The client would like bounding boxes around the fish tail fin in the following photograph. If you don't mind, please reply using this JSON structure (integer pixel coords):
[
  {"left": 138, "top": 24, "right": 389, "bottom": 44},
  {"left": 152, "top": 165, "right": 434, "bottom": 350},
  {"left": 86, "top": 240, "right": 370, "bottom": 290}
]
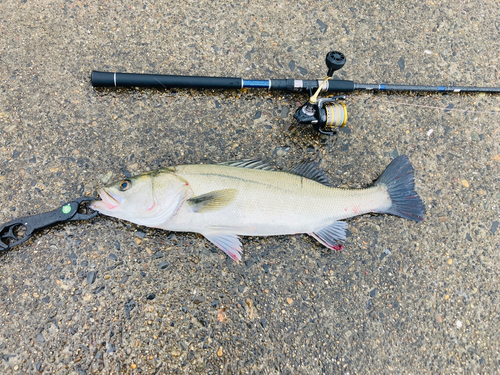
[{"left": 374, "top": 155, "right": 425, "bottom": 222}]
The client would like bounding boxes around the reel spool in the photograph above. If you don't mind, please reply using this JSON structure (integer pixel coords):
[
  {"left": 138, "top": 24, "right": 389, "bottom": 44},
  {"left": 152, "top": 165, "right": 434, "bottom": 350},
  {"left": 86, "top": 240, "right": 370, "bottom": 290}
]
[{"left": 316, "top": 98, "right": 348, "bottom": 133}]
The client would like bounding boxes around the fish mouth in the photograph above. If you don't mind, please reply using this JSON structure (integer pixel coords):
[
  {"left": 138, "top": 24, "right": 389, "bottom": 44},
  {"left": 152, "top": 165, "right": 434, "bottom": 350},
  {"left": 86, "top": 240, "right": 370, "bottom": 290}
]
[{"left": 96, "top": 188, "right": 124, "bottom": 210}]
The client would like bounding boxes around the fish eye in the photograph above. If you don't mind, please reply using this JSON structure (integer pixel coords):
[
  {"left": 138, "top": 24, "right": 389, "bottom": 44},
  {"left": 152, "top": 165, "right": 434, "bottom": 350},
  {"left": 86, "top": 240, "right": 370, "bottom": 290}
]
[{"left": 119, "top": 180, "right": 131, "bottom": 191}]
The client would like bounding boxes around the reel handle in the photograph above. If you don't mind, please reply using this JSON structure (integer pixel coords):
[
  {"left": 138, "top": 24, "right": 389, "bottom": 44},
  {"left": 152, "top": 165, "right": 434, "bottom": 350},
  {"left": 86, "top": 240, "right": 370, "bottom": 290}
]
[{"left": 325, "top": 51, "right": 346, "bottom": 77}]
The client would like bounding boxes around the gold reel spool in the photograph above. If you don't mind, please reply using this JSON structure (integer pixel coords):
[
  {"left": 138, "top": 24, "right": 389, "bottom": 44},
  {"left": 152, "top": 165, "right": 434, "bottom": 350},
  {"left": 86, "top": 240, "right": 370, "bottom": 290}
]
[{"left": 323, "top": 101, "right": 348, "bottom": 131}]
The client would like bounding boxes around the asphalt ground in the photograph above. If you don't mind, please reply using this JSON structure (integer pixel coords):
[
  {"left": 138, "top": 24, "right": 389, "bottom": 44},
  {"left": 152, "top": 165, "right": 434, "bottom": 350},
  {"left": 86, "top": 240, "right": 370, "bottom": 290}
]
[{"left": 1, "top": 1, "right": 500, "bottom": 374}]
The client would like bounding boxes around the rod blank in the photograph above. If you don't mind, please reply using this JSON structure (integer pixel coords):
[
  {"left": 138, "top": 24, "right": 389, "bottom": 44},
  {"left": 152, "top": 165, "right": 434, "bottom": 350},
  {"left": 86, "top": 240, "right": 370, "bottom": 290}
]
[{"left": 354, "top": 83, "right": 500, "bottom": 93}]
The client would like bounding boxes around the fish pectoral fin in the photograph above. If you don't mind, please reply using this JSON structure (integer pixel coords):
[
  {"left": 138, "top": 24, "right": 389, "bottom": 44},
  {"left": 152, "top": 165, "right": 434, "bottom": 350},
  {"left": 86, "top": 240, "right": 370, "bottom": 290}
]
[
  {"left": 309, "top": 221, "right": 347, "bottom": 251},
  {"left": 203, "top": 232, "right": 242, "bottom": 262},
  {"left": 187, "top": 189, "right": 238, "bottom": 213}
]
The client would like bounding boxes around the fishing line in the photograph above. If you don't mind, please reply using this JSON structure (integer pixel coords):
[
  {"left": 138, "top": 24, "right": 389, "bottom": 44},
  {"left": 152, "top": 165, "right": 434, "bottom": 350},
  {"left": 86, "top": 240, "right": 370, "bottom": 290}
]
[{"left": 368, "top": 97, "right": 500, "bottom": 116}]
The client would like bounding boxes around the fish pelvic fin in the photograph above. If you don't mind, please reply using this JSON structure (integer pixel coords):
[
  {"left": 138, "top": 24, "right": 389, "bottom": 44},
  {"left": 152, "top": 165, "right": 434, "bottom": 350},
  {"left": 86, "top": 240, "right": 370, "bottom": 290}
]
[
  {"left": 374, "top": 155, "right": 425, "bottom": 222},
  {"left": 187, "top": 189, "right": 238, "bottom": 213},
  {"left": 203, "top": 232, "right": 242, "bottom": 262},
  {"left": 309, "top": 221, "right": 347, "bottom": 251}
]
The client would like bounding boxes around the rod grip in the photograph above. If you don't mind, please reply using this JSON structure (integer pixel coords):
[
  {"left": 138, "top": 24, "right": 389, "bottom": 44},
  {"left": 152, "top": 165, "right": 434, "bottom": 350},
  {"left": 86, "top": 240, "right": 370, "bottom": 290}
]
[
  {"left": 269, "top": 79, "right": 295, "bottom": 91},
  {"left": 91, "top": 71, "right": 243, "bottom": 90},
  {"left": 326, "top": 80, "right": 355, "bottom": 93},
  {"left": 91, "top": 71, "right": 116, "bottom": 87}
]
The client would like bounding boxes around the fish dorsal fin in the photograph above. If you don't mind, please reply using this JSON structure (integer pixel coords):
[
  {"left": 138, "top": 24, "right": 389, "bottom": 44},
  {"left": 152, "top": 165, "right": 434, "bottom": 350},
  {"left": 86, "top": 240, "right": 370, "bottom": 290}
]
[
  {"left": 288, "top": 160, "right": 332, "bottom": 186},
  {"left": 187, "top": 189, "right": 238, "bottom": 213},
  {"left": 218, "top": 159, "right": 275, "bottom": 171}
]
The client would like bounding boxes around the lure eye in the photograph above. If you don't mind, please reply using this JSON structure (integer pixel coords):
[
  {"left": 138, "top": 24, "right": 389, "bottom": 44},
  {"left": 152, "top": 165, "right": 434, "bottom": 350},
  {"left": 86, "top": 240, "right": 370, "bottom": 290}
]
[{"left": 119, "top": 180, "right": 131, "bottom": 191}]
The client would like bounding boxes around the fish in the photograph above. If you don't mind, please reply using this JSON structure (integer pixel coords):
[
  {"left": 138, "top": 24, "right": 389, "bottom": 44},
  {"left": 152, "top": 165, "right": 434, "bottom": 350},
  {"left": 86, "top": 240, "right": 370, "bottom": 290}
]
[{"left": 90, "top": 155, "right": 425, "bottom": 262}]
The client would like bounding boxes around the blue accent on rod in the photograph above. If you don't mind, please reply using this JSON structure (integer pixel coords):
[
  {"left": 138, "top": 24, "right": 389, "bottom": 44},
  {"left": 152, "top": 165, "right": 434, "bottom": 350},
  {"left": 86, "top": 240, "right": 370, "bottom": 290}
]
[
  {"left": 438, "top": 86, "right": 446, "bottom": 91},
  {"left": 242, "top": 80, "right": 270, "bottom": 89},
  {"left": 380, "top": 84, "right": 386, "bottom": 90}
]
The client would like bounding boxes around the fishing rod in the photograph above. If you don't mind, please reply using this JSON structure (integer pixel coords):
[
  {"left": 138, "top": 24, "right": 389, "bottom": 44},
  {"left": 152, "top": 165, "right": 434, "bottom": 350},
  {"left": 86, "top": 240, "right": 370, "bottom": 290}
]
[{"left": 92, "top": 51, "right": 500, "bottom": 135}]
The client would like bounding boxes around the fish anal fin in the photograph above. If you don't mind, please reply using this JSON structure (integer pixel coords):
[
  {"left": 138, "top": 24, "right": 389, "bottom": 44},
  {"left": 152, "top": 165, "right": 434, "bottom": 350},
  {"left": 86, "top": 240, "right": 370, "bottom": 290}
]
[
  {"left": 309, "top": 221, "right": 347, "bottom": 251},
  {"left": 187, "top": 189, "right": 238, "bottom": 213},
  {"left": 203, "top": 232, "right": 242, "bottom": 262},
  {"left": 288, "top": 160, "right": 332, "bottom": 186}
]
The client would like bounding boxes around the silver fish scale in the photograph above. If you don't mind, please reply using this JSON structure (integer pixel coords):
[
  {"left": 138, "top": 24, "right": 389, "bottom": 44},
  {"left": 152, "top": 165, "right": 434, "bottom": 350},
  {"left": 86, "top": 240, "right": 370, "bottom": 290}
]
[{"left": 167, "top": 163, "right": 388, "bottom": 236}]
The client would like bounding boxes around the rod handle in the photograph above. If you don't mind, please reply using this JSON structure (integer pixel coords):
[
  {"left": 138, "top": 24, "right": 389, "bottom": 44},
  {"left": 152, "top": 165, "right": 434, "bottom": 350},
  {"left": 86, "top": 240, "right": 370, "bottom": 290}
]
[{"left": 91, "top": 71, "right": 243, "bottom": 90}]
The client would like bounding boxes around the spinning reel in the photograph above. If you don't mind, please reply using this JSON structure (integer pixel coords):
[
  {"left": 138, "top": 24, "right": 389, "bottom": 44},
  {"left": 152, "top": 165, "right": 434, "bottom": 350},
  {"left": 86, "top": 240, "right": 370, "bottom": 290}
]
[{"left": 293, "top": 51, "right": 348, "bottom": 135}]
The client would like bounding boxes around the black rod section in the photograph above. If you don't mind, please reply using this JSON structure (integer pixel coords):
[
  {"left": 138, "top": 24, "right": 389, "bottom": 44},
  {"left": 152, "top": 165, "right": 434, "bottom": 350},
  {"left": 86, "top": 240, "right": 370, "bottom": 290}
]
[
  {"left": 91, "top": 71, "right": 243, "bottom": 90},
  {"left": 325, "top": 80, "right": 355, "bottom": 93}
]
